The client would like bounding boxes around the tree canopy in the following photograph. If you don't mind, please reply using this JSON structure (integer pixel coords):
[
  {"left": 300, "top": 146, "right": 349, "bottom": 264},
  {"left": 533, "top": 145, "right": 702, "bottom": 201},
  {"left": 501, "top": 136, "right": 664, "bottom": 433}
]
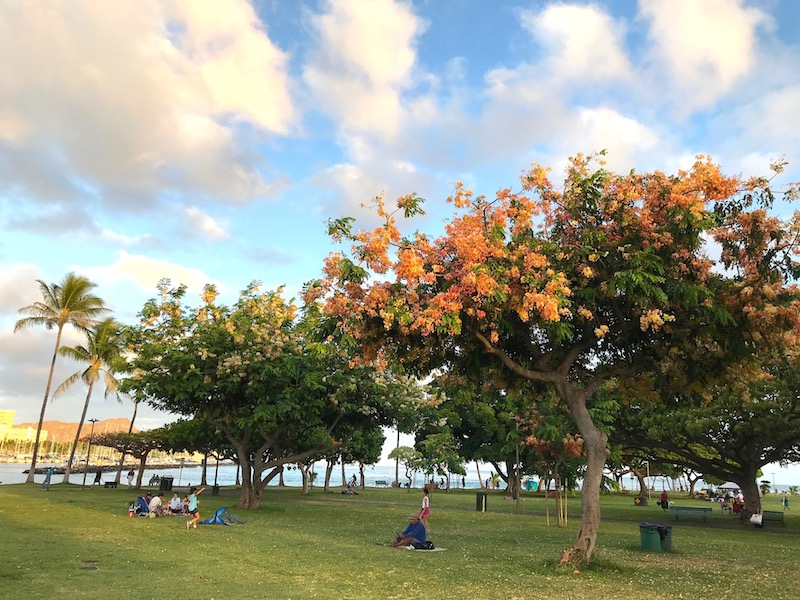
[
  {"left": 123, "top": 280, "right": 425, "bottom": 508},
  {"left": 307, "top": 153, "right": 800, "bottom": 566}
]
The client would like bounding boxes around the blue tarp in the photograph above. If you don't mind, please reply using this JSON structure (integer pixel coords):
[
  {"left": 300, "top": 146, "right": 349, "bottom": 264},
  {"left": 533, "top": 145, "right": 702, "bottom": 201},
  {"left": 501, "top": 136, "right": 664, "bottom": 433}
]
[{"left": 199, "top": 507, "right": 245, "bottom": 525}]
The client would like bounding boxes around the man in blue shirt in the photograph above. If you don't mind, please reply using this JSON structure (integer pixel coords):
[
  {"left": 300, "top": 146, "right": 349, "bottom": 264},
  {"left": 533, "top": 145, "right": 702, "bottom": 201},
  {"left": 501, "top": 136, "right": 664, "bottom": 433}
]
[{"left": 389, "top": 515, "right": 427, "bottom": 547}]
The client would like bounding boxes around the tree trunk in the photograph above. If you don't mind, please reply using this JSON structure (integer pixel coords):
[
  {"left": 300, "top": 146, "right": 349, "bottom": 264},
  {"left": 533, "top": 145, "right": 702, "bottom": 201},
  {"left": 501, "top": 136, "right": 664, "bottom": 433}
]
[
  {"left": 114, "top": 401, "right": 138, "bottom": 484},
  {"left": 135, "top": 454, "right": 148, "bottom": 487},
  {"left": 26, "top": 327, "right": 64, "bottom": 483},
  {"left": 544, "top": 475, "right": 551, "bottom": 526},
  {"left": 740, "top": 475, "right": 762, "bottom": 514},
  {"left": 200, "top": 454, "right": 208, "bottom": 486},
  {"left": 635, "top": 470, "right": 647, "bottom": 495},
  {"left": 238, "top": 454, "right": 260, "bottom": 509},
  {"left": 359, "top": 463, "right": 365, "bottom": 488},
  {"left": 63, "top": 382, "right": 95, "bottom": 484},
  {"left": 476, "top": 462, "right": 484, "bottom": 489},
  {"left": 300, "top": 463, "right": 311, "bottom": 494},
  {"left": 324, "top": 459, "right": 335, "bottom": 492},
  {"left": 341, "top": 460, "right": 347, "bottom": 486},
  {"left": 558, "top": 387, "right": 608, "bottom": 568}
]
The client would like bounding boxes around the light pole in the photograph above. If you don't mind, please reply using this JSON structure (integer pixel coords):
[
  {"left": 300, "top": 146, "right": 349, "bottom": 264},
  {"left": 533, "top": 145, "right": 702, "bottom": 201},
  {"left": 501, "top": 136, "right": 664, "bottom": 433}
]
[{"left": 81, "top": 419, "right": 100, "bottom": 488}]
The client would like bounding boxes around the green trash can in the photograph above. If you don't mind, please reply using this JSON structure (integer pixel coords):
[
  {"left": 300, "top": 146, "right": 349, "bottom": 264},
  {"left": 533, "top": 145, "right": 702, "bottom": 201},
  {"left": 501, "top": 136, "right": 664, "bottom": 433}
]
[
  {"left": 159, "top": 476, "right": 174, "bottom": 491},
  {"left": 639, "top": 523, "right": 661, "bottom": 552},
  {"left": 211, "top": 484, "right": 220, "bottom": 496},
  {"left": 476, "top": 492, "right": 488, "bottom": 512}
]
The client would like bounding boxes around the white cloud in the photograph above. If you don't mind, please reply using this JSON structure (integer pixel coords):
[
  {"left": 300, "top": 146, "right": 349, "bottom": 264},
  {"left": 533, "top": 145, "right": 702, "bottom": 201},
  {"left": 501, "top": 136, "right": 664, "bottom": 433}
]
[
  {"left": 731, "top": 85, "right": 800, "bottom": 145},
  {"left": 83, "top": 252, "right": 217, "bottom": 295},
  {"left": 100, "top": 229, "right": 157, "bottom": 246},
  {"left": 183, "top": 207, "right": 228, "bottom": 240},
  {"left": 303, "top": 0, "right": 426, "bottom": 138},
  {"left": 520, "top": 3, "right": 631, "bottom": 82},
  {"left": 0, "top": 0, "right": 295, "bottom": 206},
  {"left": 0, "top": 264, "right": 43, "bottom": 317},
  {"left": 560, "top": 107, "right": 661, "bottom": 171},
  {"left": 639, "top": 0, "right": 770, "bottom": 111}
]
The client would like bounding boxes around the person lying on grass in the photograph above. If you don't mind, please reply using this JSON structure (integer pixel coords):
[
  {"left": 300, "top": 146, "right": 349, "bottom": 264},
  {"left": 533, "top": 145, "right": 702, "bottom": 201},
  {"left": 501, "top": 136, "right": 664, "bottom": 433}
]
[{"left": 388, "top": 515, "right": 426, "bottom": 547}]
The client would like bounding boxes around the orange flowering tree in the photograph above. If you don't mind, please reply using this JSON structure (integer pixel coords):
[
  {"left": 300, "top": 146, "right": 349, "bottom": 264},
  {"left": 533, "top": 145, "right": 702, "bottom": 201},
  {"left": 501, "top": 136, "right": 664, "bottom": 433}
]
[{"left": 307, "top": 153, "right": 799, "bottom": 566}]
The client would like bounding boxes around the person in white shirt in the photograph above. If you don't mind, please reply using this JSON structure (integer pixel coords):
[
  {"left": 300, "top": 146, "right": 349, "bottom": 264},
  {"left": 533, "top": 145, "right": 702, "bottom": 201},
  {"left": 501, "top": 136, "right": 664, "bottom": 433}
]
[
  {"left": 148, "top": 493, "right": 165, "bottom": 516},
  {"left": 168, "top": 492, "right": 184, "bottom": 515}
]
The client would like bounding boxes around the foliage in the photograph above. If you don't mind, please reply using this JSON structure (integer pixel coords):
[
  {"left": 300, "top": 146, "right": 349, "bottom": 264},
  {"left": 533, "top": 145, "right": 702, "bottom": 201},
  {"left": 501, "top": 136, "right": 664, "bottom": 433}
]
[
  {"left": 387, "top": 445, "right": 423, "bottom": 487},
  {"left": 14, "top": 272, "right": 108, "bottom": 483},
  {"left": 122, "top": 280, "right": 425, "bottom": 508},
  {"left": 418, "top": 431, "right": 465, "bottom": 486},
  {"left": 54, "top": 317, "right": 126, "bottom": 482},
  {"left": 92, "top": 429, "right": 170, "bottom": 487},
  {"left": 308, "top": 153, "right": 800, "bottom": 565},
  {"left": 612, "top": 344, "right": 800, "bottom": 513}
]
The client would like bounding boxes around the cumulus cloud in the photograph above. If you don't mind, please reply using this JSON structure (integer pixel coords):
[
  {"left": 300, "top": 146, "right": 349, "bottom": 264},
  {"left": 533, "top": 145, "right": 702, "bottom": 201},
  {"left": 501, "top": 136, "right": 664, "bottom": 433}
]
[
  {"left": 303, "top": 0, "right": 426, "bottom": 138},
  {"left": 0, "top": 264, "right": 43, "bottom": 317},
  {"left": 0, "top": 0, "right": 295, "bottom": 208},
  {"left": 310, "top": 146, "right": 437, "bottom": 229},
  {"left": 639, "top": 0, "right": 770, "bottom": 111},
  {"left": 82, "top": 251, "right": 217, "bottom": 297},
  {"left": 519, "top": 3, "right": 631, "bottom": 83},
  {"left": 558, "top": 107, "right": 661, "bottom": 171},
  {"left": 183, "top": 207, "right": 228, "bottom": 240}
]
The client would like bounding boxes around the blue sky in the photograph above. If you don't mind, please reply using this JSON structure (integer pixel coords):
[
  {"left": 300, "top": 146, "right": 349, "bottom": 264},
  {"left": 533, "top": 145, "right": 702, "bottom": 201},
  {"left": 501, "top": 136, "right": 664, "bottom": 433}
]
[{"left": 2, "top": 0, "right": 800, "bottom": 478}]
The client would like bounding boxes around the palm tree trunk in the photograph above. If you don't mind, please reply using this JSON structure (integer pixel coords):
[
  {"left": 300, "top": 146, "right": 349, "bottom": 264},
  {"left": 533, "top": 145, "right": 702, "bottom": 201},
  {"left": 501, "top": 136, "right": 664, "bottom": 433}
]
[
  {"left": 63, "top": 382, "right": 95, "bottom": 483},
  {"left": 26, "top": 327, "right": 64, "bottom": 483}
]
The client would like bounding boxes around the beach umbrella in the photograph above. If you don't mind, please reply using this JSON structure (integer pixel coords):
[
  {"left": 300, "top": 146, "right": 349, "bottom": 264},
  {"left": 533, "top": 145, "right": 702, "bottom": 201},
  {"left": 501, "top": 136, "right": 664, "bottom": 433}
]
[{"left": 719, "top": 481, "right": 740, "bottom": 490}]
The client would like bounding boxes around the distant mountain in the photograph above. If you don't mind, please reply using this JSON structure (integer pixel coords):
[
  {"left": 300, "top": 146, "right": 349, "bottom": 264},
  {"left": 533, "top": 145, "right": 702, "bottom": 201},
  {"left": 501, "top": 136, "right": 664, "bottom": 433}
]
[{"left": 15, "top": 418, "right": 137, "bottom": 443}]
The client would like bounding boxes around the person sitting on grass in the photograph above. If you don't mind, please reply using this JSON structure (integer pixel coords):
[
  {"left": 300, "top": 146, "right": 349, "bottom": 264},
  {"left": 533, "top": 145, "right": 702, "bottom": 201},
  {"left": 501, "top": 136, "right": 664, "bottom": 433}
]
[
  {"left": 168, "top": 492, "right": 184, "bottom": 515},
  {"left": 388, "top": 515, "right": 426, "bottom": 548},
  {"left": 148, "top": 492, "right": 165, "bottom": 516}
]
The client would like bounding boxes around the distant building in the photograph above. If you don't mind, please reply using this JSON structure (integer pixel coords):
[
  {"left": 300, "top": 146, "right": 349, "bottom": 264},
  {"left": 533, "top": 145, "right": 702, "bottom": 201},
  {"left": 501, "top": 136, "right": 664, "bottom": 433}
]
[
  {"left": 0, "top": 410, "right": 13, "bottom": 429},
  {"left": 0, "top": 410, "right": 48, "bottom": 444}
]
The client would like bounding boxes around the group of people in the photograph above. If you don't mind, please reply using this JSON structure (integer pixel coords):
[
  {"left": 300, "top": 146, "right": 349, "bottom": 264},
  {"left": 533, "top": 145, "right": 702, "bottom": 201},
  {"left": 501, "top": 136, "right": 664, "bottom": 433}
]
[
  {"left": 141, "top": 486, "right": 205, "bottom": 529},
  {"left": 387, "top": 488, "right": 431, "bottom": 547},
  {"left": 145, "top": 491, "right": 187, "bottom": 516},
  {"left": 720, "top": 491, "right": 746, "bottom": 513}
]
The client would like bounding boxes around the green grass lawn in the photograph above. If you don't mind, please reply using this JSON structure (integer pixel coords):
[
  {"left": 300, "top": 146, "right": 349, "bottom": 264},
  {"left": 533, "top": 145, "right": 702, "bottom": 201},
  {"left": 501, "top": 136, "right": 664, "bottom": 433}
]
[{"left": 2, "top": 484, "right": 799, "bottom": 599}]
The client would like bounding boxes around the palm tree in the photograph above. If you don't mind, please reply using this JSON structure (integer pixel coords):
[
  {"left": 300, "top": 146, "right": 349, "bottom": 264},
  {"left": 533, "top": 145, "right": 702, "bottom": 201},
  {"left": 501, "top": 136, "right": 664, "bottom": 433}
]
[
  {"left": 54, "top": 318, "right": 125, "bottom": 483},
  {"left": 14, "top": 273, "right": 108, "bottom": 483}
]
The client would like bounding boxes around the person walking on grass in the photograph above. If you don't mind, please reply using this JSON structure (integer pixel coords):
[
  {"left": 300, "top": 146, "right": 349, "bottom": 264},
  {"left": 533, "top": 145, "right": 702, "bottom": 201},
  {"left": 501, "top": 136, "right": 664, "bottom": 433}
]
[
  {"left": 186, "top": 486, "right": 205, "bottom": 529},
  {"left": 43, "top": 467, "right": 53, "bottom": 491},
  {"left": 419, "top": 487, "right": 430, "bottom": 530}
]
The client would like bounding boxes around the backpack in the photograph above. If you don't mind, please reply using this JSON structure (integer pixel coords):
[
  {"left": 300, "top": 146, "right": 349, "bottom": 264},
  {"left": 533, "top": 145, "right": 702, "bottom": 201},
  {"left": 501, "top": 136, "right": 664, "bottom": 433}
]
[{"left": 412, "top": 541, "right": 435, "bottom": 550}]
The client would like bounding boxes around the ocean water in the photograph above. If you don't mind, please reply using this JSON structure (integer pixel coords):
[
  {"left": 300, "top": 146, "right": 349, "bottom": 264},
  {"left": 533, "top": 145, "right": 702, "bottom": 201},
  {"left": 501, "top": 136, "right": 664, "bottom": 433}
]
[
  {"left": 0, "top": 461, "right": 487, "bottom": 489},
  {"left": 3, "top": 461, "right": 795, "bottom": 494}
]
